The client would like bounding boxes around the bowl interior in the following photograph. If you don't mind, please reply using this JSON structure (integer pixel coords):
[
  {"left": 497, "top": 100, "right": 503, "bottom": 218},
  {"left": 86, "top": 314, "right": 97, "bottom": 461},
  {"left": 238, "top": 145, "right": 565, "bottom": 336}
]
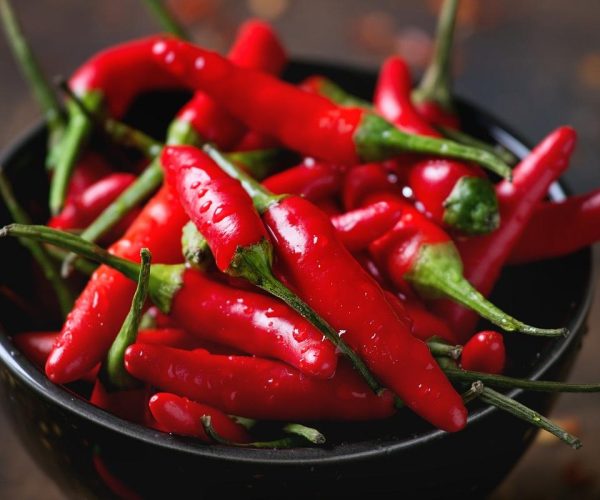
[{"left": 0, "top": 60, "right": 593, "bottom": 465}]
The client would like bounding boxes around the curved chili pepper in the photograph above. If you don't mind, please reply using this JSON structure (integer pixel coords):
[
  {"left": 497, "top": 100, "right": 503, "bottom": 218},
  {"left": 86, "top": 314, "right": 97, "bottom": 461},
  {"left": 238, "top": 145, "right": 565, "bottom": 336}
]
[
  {"left": 383, "top": 292, "right": 456, "bottom": 344},
  {"left": 44, "top": 186, "right": 189, "bottom": 383},
  {"left": 65, "top": 152, "right": 112, "bottom": 202},
  {"left": 49, "top": 35, "right": 183, "bottom": 215},
  {"left": 509, "top": 191, "right": 600, "bottom": 264},
  {"left": 75, "top": 21, "right": 286, "bottom": 251},
  {"left": 262, "top": 158, "right": 347, "bottom": 202},
  {"left": 2, "top": 224, "right": 338, "bottom": 379},
  {"left": 149, "top": 393, "right": 251, "bottom": 443},
  {"left": 342, "top": 162, "right": 402, "bottom": 211},
  {"left": 411, "top": 0, "right": 461, "bottom": 129},
  {"left": 126, "top": 345, "right": 395, "bottom": 421},
  {"left": 460, "top": 330, "right": 506, "bottom": 375},
  {"left": 366, "top": 193, "right": 566, "bottom": 337},
  {"left": 151, "top": 38, "right": 512, "bottom": 178},
  {"left": 433, "top": 127, "right": 577, "bottom": 339},
  {"left": 49, "top": 173, "right": 137, "bottom": 233}
]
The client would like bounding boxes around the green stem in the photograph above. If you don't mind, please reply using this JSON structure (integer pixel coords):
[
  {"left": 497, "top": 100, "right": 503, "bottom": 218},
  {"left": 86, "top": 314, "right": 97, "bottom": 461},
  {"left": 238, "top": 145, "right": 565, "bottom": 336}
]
[
  {"left": 436, "top": 125, "right": 518, "bottom": 166},
  {"left": 408, "top": 242, "right": 568, "bottom": 337},
  {"left": 101, "top": 248, "right": 151, "bottom": 391},
  {"left": 461, "top": 380, "right": 484, "bottom": 404},
  {"left": 140, "top": 0, "right": 189, "bottom": 40},
  {"left": 201, "top": 416, "right": 323, "bottom": 448},
  {"left": 181, "top": 220, "right": 213, "bottom": 269},
  {"left": 46, "top": 246, "right": 98, "bottom": 275},
  {"left": 203, "top": 144, "right": 284, "bottom": 213},
  {"left": 427, "top": 339, "right": 462, "bottom": 359},
  {"left": 0, "top": 173, "right": 74, "bottom": 317},
  {"left": 355, "top": 113, "right": 512, "bottom": 180},
  {"left": 231, "top": 240, "right": 383, "bottom": 395},
  {"left": 479, "top": 386, "right": 582, "bottom": 449},
  {"left": 445, "top": 367, "right": 600, "bottom": 393},
  {"left": 412, "top": 0, "right": 459, "bottom": 112},
  {"left": 49, "top": 93, "right": 102, "bottom": 215},
  {"left": 0, "top": 224, "right": 184, "bottom": 314},
  {"left": 0, "top": 0, "right": 65, "bottom": 146},
  {"left": 281, "top": 423, "right": 326, "bottom": 444}
]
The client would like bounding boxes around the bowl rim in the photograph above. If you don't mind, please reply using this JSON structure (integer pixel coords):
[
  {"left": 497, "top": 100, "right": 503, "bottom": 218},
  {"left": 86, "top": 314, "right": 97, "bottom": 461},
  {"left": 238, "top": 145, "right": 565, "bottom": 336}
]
[{"left": 0, "top": 60, "right": 594, "bottom": 466}]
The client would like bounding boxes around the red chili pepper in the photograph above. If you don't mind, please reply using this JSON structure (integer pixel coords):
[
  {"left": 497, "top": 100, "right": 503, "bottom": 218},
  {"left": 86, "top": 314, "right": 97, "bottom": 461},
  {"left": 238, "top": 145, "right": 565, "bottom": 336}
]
[
  {"left": 13, "top": 331, "right": 59, "bottom": 369},
  {"left": 342, "top": 163, "right": 402, "bottom": 211},
  {"left": 172, "top": 20, "right": 286, "bottom": 150},
  {"left": 460, "top": 330, "right": 506, "bottom": 375},
  {"left": 366, "top": 193, "right": 566, "bottom": 337},
  {"left": 90, "top": 381, "right": 152, "bottom": 424},
  {"left": 65, "top": 152, "right": 112, "bottom": 203},
  {"left": 262, "top": 195, "right": 466, "bottom": 431},
  {"left": 45, "top": 186, "right": 189, "bottom": 383},
  {"left": 374, "top": 57, "right": 499, "bottom": 235},
  {"left": 125, "top": 345, "right": 395, "bottom": 421},
  {"left": 149, "top": 392, "right": 251, "bottom": 443},
  {"left": 234, "top": 130, "right": 279, "bottom": 151},
  {"left": 262, "top": 158, "right": 347, "bottom": 202},
  {"left": 49, "top": 173, "right": 137, "bottom": 231},
  {"left": 433, "top": 127, "right": 577, "bottom": 339},
  {"left": 151, "top": 38, "right": 512, "bottom": 178},
  {"left": 509, "top": 191, "right": 600, "bottom": 264},
  {"left": 383, "top": 292, "right": 456, "bottom": 344}
]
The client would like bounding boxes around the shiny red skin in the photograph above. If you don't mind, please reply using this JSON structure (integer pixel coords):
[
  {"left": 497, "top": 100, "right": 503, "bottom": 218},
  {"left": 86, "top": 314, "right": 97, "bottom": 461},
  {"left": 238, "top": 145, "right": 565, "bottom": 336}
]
[
  {"left": 65, "top": 152, "right": 112, "bottom": 203},
  {"left": 367, "top": 194, "right": 450, "bottom": 296},
  {"left": 125, "top": 345, "right": 395, "bottom": 421},
  {"left": 149, "top": 393, "right": 251, "bottom": 443},
  {"left": 168, "top": 269, "right": 337, "bottom": 378},
  {"left": 234, "top": 130, "right": 279, "bottom": 151},
  {"left": 331, "top": 201, "right": 405, "bottom": 252},
  {"left": 70, "top": 36, "right": 182, "bottom": 117},
  {"left": 49, "top": 173, "right": 136, "bottom": 230},
  {"left": 46, "top": 186, "right": 189, "bottom": 384},
  {"left": 408, "top": 159, "right": 485, "bottom": 225},
  {"left": 175, "top": 20, "right": 287, "bottom": 150},
  {"left": 151, "top": 38, "right": 363, "bottom": 165},
  {"left": 375, "top": 57, "right": 440, "bottom": 137},
  {"left": 13, "top": 331, "right": 58, "bottom": 369},
  {"left": 263, "top": 195, "right": 466, "bottom": 432},
  {"left": 162, "top": 145, "right": 268, "bottom": 272},
  {"left": 384, "top": 292, "right": 456, "bottom": 344},
  {"left": 433, "top": 127, "right": 577, "bottom": 340},
  {"left": 413, "top": 100, "right": 460, "bottom": 130},
  {"left": 263, "top": 159, "right": 347, "bottom": 201},
  {"left": 461, "top": 330, "right": 506, "bottom": 375},
  {"left": 510, "top": 191, "right": 600, "bottom": 264},
  {"left": 90, "top": 381, "right": 152, "bottom": 424},
  {"left": 342, "top": 163, "right": 402, "bottom": 211}
]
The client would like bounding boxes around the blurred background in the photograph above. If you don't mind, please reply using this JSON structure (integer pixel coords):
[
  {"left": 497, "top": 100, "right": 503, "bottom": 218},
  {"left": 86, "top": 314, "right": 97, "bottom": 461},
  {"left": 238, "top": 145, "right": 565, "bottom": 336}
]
[{"left": 1, "top": 1, "right": 600, "bottom": 498}]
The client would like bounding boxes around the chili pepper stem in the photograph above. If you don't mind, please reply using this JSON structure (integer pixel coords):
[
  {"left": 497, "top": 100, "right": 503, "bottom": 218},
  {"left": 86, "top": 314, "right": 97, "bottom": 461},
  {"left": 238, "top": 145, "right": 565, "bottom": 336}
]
[
  {"left": 479, "top": 386, "right": 582, "bottom": 449},
  {"left": 0, "top": 173, "right": 74, "bottom": 317},
  {"left": 427, "top": 339, "right": 462, "bottom": 360},
  {"left": 47, "top": 246, "right": 97, "bottom": 275},
  {"left": 49, "top": 92, "right": 102, "bottom": 215},
  {"left": 0, "top": 224, "right": 184, "bottom": 314},
  {"left": 101, "top": 248, "right": 151, "bottom": 391},
  {"left": 444, "top": 367, "right": 600, "bottom": 393},
  {"left": 461, "top": 380, "right": 484, "bottom": 404},
  {"left": 201, "top": 416, "right": 324, "bottom": 448},
  {"left": 282, "top": 423, "right": 326, "bottom": 444},
  {"left": 230, "top": 239, "right": 383, "bottom": 395},
  {"left": 407, "top": 242, "right": 568, "bottom": 337},
  {"left": 355, "top": 114, "right": 512, "bottom": 180},
  {"left": 140, "top": 0, "right": 189, "bottom": 40},
  {"left": 0, "top": 0, "right": 65, "bottom": 149},
  {"left": 412, "top": 0, "right": 459, "bottom": 113}
]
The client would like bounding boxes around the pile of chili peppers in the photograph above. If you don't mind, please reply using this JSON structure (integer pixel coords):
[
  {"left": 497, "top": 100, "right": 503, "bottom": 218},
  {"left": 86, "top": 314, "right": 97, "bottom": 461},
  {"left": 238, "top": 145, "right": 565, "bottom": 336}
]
[{"left": 1, "top": 0, "right": 600, "bottom": 450}]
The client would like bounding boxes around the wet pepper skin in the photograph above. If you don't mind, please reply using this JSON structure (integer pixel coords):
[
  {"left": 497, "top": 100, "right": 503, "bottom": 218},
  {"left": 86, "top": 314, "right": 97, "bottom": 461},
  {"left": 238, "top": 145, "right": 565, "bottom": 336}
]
[
  {"left": 46, "top": 186, "right": 189, "bottom": 384},
  {"left": 263, "top": 195, "right": 467, "bottom": 432},
  {"left": 126, "top": 345, "right": 395, "bottom": 421}
]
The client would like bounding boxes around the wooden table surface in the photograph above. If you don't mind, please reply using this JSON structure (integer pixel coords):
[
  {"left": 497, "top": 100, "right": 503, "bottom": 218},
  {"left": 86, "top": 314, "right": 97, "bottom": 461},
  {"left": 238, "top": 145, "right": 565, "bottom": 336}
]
[{"left": 1, "top": 1, "right": 600, "bottom": 498}]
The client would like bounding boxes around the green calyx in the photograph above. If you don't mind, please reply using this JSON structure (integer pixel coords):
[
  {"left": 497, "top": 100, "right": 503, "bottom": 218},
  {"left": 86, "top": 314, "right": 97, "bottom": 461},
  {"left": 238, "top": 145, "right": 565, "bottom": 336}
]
[
  {"left": 181, "top": 220, "right": 213, "bottom": 269},
  {"left": 0, "top": 223, "right": 184, "bottom": 315},
  {"left": 442, "top": 176, "right": 500, "bottom": 235},
  {"left": 101, "top": 248, "right": 152, "bottom": 391},
  {"left": 412, "top": 0, "right": 459, "bottom": 112},
  {"left": 354, "top": 113, "right": 512, "bottom": 180},
  {"left": 228, "top": 238, "right": 274, "bottom": 283},
  {"left": 49, "top": 90, "right": 103, "bottom": 215},
  {"left": 406, "top": 241, "right": 568, "bottom": 337}
]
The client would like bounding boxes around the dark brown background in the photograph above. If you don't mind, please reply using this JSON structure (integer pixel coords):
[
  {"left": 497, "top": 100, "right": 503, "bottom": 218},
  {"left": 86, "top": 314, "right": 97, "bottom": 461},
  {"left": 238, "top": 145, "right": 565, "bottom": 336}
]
[{"left": 1, "top": 1, "right": 600, "bottom": 498}]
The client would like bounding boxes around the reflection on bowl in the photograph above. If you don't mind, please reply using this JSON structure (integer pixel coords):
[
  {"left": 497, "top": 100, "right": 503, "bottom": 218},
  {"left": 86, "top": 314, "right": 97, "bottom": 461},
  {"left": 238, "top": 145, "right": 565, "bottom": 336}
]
[{"left": 0, "top": 61, "right": 593, "bottom": 498}]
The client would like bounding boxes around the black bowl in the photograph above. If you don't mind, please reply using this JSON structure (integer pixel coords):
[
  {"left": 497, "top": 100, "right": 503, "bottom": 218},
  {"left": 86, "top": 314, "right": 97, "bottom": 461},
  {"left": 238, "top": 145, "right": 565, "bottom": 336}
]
[{"left": 0, "top": 61, "right": 593, "bottom": 499}]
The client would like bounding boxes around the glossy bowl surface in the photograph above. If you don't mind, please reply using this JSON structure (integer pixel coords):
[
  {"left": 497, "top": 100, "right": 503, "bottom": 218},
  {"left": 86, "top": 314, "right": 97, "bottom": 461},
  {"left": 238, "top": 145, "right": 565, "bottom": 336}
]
[{"left": 0, "top": 61, "right": 593, "bottom": 498}]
